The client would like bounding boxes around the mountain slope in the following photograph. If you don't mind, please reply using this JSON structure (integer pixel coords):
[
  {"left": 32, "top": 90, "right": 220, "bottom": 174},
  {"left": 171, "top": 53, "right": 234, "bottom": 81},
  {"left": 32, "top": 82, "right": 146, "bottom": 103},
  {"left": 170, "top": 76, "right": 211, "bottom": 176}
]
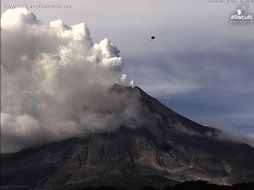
[{"left": 1, "top": 85, "right": 254, "bottom": 190}]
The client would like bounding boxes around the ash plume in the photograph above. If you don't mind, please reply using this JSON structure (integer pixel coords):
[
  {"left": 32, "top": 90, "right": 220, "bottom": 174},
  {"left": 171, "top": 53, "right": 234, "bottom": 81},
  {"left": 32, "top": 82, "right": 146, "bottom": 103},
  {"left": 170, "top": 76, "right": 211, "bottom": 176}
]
[{"left": 0, "top": 8, "right": 145, "bottom": 153}]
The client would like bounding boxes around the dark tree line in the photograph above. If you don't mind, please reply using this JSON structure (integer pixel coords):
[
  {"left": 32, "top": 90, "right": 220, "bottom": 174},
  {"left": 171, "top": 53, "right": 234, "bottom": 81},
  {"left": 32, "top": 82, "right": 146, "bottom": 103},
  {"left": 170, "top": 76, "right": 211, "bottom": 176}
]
[{"left": 79, "top": 181, "right": 254, "bottom": 190}]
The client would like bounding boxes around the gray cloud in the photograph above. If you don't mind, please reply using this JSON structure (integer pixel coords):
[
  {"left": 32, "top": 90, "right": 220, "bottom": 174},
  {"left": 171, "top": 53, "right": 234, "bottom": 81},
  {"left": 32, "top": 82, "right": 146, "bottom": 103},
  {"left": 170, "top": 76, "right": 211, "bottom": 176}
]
[
  {"left": 1, "top": 1, "right": 254, "bottom": 151},
  {"left": 216, "top": 128, "right": 254, "bottom": 147},
  {"left": 123, "top": 31, "right": 254, "bottom": 144},
  {"left": 0, "top": 8, "right": 149, "bottom": 153}
]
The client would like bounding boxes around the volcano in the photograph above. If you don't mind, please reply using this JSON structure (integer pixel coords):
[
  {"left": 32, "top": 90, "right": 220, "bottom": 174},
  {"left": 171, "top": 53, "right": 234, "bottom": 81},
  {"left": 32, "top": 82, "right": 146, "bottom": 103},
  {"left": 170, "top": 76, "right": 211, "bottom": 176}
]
[{"left": 1, "top": 84, "right": 254, "bottom": 190}]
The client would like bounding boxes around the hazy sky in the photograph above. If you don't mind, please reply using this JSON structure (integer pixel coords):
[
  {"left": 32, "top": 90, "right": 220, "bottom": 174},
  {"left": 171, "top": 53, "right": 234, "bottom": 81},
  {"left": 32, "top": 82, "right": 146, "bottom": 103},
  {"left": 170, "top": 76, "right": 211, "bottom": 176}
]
[{"left": 1, "top": 0, "right": 254, "bottom": 138}]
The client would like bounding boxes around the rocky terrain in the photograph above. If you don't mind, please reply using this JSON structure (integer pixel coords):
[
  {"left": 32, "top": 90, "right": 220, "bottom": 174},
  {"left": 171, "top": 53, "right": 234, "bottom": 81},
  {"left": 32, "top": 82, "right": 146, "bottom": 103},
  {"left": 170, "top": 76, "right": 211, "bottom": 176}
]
[{"left": 1, "top": 85, "right": 254, "bottom": 190}]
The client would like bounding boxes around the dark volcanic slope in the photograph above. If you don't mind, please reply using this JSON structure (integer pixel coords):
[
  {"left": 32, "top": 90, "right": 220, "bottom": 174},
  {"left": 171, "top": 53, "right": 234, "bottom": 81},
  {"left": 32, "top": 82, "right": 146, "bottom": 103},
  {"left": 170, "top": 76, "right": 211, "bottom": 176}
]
[{"left": 1, "top": 85, "right": 254, "bottom": 190}]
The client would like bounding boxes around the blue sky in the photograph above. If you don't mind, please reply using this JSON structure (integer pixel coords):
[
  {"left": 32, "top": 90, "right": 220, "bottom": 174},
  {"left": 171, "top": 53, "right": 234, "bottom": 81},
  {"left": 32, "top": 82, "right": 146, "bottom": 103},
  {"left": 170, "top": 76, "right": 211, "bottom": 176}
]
[{"left": 2, "top": 0, "right": 254, "bottom": 137}]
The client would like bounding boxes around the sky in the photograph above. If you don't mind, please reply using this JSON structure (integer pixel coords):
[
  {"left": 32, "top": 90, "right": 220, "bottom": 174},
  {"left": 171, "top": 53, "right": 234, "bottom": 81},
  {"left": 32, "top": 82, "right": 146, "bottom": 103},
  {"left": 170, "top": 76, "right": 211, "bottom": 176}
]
[{"left": 1, "top": 0, "right": 254, "bottom": 139}]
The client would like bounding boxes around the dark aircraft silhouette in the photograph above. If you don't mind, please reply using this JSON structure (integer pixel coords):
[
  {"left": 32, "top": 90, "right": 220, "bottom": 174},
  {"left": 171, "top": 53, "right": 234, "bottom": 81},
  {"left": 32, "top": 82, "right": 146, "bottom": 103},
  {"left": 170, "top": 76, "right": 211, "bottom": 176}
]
[{"left": 151, "top": 36, "right": 155, "bottom": 39}]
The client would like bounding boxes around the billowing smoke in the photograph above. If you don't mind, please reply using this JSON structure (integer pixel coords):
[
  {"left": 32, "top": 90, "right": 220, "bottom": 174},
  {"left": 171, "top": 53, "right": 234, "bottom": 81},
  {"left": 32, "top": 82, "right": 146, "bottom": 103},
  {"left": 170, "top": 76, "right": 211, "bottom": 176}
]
[
  {"left": 1, "top": 8, "right": 147, "bottom": 153},
  {"left": 130, "top": 80, "right": 136, "bottom": 88},
  {"left": 120, "top": 73, "right": 128, "bottom": 84}
]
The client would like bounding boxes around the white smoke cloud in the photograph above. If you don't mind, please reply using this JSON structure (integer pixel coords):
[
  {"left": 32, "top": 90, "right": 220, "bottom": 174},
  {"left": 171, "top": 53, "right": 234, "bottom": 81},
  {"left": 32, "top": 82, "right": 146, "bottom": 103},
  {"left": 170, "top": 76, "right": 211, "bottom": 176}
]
[
  {"left": 120, "top": 73, "right": 128, "bottom": 84},
  {"left": 215, "top": 127, "right": 254, "bottom": 148},
  {"left": 1, "top": 8, "right": 142, "bottom": 153},
  {"left": 130, "top": 80, "right": 136, "bottom": 88}
]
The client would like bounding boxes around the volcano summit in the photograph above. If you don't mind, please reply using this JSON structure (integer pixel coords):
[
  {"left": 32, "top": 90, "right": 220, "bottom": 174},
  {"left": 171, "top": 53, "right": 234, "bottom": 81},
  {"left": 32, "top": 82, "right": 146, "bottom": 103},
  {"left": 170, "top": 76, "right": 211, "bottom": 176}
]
[
  {"left": 1, "top": 85, "right": 254, "bottom": 190},
  {"left": 1, "top": 8, "right": 254, "bottom": 190}
]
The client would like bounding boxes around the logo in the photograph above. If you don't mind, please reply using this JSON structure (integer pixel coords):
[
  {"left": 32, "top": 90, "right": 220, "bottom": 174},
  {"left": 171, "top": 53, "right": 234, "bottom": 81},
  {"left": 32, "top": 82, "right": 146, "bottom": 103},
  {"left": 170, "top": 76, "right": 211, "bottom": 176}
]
[{"left": 230, "top": 5, "right": 253, "bottom": 23}]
